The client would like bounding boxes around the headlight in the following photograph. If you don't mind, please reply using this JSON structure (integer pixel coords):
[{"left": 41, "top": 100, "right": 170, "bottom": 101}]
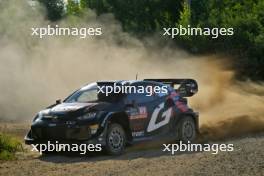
[
  {"left": 77, "top": 112, "right": 97, "bottom": 120},
  {"left": 33, "top": 113, "right": 42, "bottom": 122},
  {"left": 33, "top": 109, "right": 50, "bottom": 122},
  {"left": 90, "top": 124, "right": 99, "bottom": 134}
]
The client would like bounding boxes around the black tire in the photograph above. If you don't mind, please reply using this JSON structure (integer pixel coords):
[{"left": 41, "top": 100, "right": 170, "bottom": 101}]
[
  {"left": 176, "top": 116, "right": 196, "bottom": 143},
  {"left": 105, "top": 123, "right": 126, "bottom": 155}
]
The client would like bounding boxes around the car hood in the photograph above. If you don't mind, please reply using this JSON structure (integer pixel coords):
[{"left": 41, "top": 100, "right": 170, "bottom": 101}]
[
  {"left": 50, "top": 102, "right": 97, "bottom": 113},
  {"left": 39, "top": 102, "right": 113, "bottom": 117}
]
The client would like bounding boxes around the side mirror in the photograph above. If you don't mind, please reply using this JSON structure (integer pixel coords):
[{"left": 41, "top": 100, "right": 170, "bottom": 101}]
[{"left": 56, "top": 99, "right": 61, "bottom": 104}]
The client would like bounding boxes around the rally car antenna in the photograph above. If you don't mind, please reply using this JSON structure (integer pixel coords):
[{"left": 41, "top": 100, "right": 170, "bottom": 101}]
[{"left": 136, "top": 73, "right": 138, "bottom": 80}]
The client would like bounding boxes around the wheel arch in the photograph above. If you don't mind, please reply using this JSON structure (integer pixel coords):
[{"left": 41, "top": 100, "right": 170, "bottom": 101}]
[
  {"left": 176, "top": 112, "right": 199, "bottom": 133},
  {"left": 105, "top": 112, "right": 132, "bottom": 143}
]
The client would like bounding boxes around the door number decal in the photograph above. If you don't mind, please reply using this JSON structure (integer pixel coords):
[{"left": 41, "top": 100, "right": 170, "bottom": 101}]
[{"left": 147, "top": 102, "right": 172, "bottom": 132}]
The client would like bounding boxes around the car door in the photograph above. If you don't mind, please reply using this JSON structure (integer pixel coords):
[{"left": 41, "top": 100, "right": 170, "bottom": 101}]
[
  {"left": 125, "top": 86, "right": 153, "bottom": 138},
  {"left": 125, "top": 82, "right": 170, "bottom": 139},
  {"left": 144, "top": 83, "right": 171, "bottom": 137}
]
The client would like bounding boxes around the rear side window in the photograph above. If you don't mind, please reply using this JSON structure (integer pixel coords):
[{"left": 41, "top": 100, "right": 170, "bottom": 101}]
[
  {"left": 125, "top": 82, "right": 155, "bottom": 103},
  {"left": 125, "top": 82, "right": 169, "bottom": 103},
  {"left": 155, "top": 85, "right": 169, "bottom": 97},
  {"left": 126, "top": 92, "right": 155, "bottom": 104}
]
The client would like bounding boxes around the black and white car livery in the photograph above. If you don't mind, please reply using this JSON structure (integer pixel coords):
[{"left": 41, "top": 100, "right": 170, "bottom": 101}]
[{"left": 25, "top": 79, "right": 199, "bottom": 155}]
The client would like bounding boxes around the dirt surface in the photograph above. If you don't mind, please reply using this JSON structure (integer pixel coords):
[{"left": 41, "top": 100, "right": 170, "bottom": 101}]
[{"left": 0, "top": 123, "right": 263, "bottom": 176}]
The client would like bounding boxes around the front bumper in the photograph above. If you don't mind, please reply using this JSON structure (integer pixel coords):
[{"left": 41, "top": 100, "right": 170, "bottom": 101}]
[
  {"left": 24, "top": 133, "right": 106, "bottom": 146},
  {"left": 25, "top": 120, "right": 106, "bottom": 145}
]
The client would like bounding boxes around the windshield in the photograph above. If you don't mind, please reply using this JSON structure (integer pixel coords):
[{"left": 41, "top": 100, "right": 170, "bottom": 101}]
[
  {"left": 64, "top": 82, "right": 123, "bottom": 103},
  {"left": 64, "top": 83, "right": 98, "bottom": 103}
]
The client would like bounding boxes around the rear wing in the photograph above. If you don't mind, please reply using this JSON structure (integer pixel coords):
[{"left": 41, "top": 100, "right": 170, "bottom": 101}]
[{"left": 144, "top": 79, "right": 198, "bottom": 97}]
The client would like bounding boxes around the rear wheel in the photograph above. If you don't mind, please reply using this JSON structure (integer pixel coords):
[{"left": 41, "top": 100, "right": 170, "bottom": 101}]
[
  {"left": 176, "top": 116, "right": 196, "bottom": 143},
  {"left": 105, "top": 123, "right": 126, "bottom": 155}
]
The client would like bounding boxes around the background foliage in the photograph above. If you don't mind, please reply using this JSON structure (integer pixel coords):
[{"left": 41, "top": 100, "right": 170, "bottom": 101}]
[
  {"left": 189, "top": 0, "right": 264, "bottom": 80},
  {"left": 39, "top": 0, "right": 264, "bottom": 80},
  {"left": 0, "top": 133, "right": 21, "bottom": 160}
]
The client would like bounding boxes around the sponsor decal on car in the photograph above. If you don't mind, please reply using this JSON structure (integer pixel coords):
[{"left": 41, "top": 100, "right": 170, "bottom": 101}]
[
  {"left": 132, "top": 131, "right": 145, "bottom": 137},
  {"left": 147, "top": 102, "right": 172, "bottom": 132},
  {"left": 129, "top": 106, "right": 148, "bottom": 120}
]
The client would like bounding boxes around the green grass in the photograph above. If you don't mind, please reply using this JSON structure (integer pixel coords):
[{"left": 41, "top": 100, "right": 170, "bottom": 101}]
[{"left": 0, "top": 133, "right": 22, "bottom": 160}]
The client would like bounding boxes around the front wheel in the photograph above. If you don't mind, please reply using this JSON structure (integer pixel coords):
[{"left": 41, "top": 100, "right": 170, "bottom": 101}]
[
  {"left": 176, "top": 116, "right": 196, "bottom": 143},
  {"left": 105, "top": 123, "right": 126, "bottom": 155}
]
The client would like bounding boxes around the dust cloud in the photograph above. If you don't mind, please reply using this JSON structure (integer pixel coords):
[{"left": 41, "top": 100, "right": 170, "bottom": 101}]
[{"left": 0, "top": 0, "right": 263, "bottom": 139}]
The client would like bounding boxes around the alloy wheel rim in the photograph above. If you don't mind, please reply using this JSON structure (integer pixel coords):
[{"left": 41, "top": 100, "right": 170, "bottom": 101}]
[
  {"left": 108, "top": 128, "right": 123, "bottom": 150},
  {"left": 182, "top": 121, "right": 194, "bottom": 139}
]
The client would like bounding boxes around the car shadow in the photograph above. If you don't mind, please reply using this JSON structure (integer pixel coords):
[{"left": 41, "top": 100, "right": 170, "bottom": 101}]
[
  {"left": 38, "top": 140, "right": 199, "bottom": 164},
  {"left": 38, "top": 132, "right": 264, "bottom": 164}
]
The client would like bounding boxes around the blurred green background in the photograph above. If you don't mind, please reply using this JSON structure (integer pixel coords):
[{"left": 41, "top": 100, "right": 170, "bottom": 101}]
[{"left": 39, "top": 0, "right": 264, "bottom": 81}]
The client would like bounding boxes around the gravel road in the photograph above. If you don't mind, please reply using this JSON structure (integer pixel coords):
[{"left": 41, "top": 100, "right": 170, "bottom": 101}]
[{"left": 0, "top": 123, "right": 263, "bottom": 176}]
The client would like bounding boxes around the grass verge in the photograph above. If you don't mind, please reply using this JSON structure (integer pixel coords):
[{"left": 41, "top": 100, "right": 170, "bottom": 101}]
[{"left": 0, "top": 133, "right": 22, "bottom": 160}]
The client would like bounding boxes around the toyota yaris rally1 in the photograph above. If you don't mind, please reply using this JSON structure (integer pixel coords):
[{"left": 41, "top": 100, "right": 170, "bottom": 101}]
[{"left": 25, "top": 79, "right": 199, "bottom": 155}]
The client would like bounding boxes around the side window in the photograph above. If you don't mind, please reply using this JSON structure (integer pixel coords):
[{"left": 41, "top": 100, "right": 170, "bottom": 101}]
[
  {"left": 155, "top": 85, "right": 169, "bottom": 98},
  {"left": 126, "top": 92, "right": 155, "bottom": 104},
  {"left": 146, "top": 82, "right": 169, "bottom": 98},
  {"left": 139, "top": 92, "right": 155, "bottom": 103},
  {"left": 125, "top": 82, "right": 155, "bottom": 104}
]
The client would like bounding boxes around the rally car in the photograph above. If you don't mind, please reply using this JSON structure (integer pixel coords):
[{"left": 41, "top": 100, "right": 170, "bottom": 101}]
[{"left": 25, "top": 79, "right": 199, "bottom": 155}]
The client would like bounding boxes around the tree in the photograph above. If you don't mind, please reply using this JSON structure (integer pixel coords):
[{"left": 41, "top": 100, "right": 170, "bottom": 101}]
[
  {"left": 67, "top": 0, "right": 82, "bottom": 16},
  {"left": 38, "top": 0, "right": 65, "bottom": 21}
]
